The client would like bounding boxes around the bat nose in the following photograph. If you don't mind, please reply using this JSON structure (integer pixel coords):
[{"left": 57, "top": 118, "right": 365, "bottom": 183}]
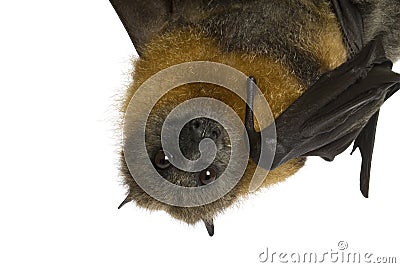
[
  {"left": 178, "top": 117, "right": 225, "bottom": 160},
  {"left": 185, "top": 118, "right": 222, "bottom": 142}
]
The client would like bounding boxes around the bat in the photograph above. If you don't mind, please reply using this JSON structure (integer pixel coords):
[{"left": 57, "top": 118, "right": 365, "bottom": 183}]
[{"left": 109, "top": 0, "right": 400, "bottom": 236}]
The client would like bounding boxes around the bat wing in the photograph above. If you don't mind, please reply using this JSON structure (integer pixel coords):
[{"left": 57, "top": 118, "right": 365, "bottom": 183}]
[
  {"left": 247, "top": 37, "right": 400, "bottom": 197},
  {"left": 109, "top": 0, "right": 173, "bottom": 56},
  {"left": 109, "top": 0, "right": 207, "bottom": 56}
]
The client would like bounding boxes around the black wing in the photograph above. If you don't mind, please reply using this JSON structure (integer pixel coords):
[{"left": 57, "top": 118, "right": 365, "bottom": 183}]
[
  {"left": 246, "top": 37, "right": 400, "bottom": 198},
  {"left": 109, "top": 0, "right": 173, "bottom": 55}
]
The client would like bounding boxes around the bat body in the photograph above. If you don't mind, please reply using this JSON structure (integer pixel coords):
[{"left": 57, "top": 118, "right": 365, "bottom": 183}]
[{"left": 110, "top": 0, "right": 400, "bottom": 236}]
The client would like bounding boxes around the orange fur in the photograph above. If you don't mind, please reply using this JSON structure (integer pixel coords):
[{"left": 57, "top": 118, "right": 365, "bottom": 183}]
[{"left": 119, "top": 4, "right": 348, "bottom": 223}]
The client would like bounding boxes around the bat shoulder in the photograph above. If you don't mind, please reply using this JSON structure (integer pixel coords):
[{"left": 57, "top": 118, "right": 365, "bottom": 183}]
[{"left": 351, "top": 0, "right": 400, "bottom": 62}]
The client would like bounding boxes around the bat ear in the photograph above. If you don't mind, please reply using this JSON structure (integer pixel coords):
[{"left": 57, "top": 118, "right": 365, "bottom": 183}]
[{"left": 109, "top": 0, "right": 173, "bottom": 56}]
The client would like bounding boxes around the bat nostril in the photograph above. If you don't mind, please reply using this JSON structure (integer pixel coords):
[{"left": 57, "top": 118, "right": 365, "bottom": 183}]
[
  {"left": 212, "top": 128, "right": 221, "bottom": 139},
  {"left": 192, "top": 120, "right": 201, "bottom": 129},
  {"left": 186, "top": 118, "right": 223, "bottom": 141}
]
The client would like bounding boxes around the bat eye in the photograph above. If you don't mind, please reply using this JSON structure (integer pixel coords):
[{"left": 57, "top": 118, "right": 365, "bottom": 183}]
[
  {"left": 199, "top": 167, "right": 217, "bottom": 185},
  {"left": 154, "top": 150, "right": 171, "bottom": 169}
]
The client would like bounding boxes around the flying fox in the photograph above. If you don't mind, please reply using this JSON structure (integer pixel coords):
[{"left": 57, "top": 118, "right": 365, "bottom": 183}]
[{"left": 110, "top": 0, "right": 400, "bottom": 236}]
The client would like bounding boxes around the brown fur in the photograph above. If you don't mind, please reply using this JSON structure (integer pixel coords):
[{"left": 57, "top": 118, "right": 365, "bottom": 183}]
[{"left": 119, "top": 2, "right": 347, "bottom": 224}]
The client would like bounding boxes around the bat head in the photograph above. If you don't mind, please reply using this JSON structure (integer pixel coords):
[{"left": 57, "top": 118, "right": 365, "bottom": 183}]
[{"left": 111, "top": 0, "right": 347, "bottom": 235}]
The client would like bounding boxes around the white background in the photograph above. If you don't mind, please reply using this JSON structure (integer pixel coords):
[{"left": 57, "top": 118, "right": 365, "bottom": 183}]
[{"left": 0, "top": 1, "right": 399, "bottom": 267}]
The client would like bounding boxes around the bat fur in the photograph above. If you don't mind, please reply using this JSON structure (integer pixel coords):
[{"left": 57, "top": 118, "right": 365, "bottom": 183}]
[{"left": 115, "top": 0, "right": 400, "bottom": 229}]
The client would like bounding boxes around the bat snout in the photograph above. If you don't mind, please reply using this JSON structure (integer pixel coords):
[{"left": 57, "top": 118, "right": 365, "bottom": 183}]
[
  {"left": 151, "top": 117, "right": 231, "bottom": 188},
  {"left": 179, "top": 117, "right": 224, "bottom": 154}
]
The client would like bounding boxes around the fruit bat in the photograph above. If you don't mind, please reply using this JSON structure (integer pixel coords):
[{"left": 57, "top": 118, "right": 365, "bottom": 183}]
[{"left": 110, "top": 0, "right": 400, "bottom": 236}]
